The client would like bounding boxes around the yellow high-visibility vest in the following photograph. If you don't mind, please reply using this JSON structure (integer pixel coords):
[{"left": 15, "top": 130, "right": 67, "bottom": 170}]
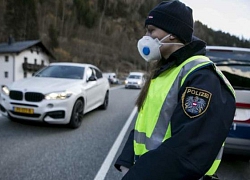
[{"left": 134, "top": 55, "right": 235, "bottom": 175}]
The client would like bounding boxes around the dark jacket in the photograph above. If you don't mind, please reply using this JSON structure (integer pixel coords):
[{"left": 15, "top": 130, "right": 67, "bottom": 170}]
[{"left": 114, "top": 38, "right": 236, "bottom": 180}]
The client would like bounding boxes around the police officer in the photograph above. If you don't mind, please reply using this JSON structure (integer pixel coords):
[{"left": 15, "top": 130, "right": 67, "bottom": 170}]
[{"left": 114, "top": 1, "right": 236, "bottom": 180}]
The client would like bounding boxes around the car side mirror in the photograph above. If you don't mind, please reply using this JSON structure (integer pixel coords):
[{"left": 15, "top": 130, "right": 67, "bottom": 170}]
[{"left": 88, "top": 75, "right": 97, "bottom": 82}]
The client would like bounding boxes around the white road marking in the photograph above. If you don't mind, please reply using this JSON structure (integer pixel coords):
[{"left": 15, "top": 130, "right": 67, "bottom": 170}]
[{"left": 93, "top": 106, "right": 137, "bottom": 180}]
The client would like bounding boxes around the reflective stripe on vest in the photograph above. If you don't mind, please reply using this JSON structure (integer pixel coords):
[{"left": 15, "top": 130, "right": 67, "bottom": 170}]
[{"left": 134, "top": 55, "right": 235, "bottom": 175}]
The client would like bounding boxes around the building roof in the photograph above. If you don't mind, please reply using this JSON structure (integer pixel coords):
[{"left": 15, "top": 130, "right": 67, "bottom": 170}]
[{"left": 0, "top": 39, "right": 56, "bottom": 60}]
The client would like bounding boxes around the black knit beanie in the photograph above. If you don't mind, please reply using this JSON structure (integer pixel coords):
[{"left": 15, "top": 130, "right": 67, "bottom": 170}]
[{"left": 145, "top": 1, "right": 193, "bottom": 43}]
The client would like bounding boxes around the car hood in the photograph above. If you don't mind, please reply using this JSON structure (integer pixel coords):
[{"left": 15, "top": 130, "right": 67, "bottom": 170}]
[{"left": 9, "top": 77, "right": 82, "bottom": 93}]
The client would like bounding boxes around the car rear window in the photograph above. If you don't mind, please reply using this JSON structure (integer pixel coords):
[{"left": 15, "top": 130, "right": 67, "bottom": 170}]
[{"left": 206, "top": 49, "right": 250, "bottom": 90}]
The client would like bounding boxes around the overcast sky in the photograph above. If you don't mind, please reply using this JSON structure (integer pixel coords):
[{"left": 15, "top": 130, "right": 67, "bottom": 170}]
[{"left": 180, "top": 0, "right": 250, "bottom": 40}]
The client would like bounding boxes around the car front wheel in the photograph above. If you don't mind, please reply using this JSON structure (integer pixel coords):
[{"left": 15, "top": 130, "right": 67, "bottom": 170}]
[{"left": 68, "top": 99, "right": 84, "bottom": 129}]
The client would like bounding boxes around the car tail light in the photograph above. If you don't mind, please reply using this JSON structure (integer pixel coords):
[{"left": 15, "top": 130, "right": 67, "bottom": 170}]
[{"left": 234, "top": 103, "right": 250, "bottom": 124}]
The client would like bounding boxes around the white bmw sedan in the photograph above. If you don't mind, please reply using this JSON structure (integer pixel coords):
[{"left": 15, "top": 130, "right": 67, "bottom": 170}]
[{"left": 0, "top": 62, "right": 110, "bottom": 128}]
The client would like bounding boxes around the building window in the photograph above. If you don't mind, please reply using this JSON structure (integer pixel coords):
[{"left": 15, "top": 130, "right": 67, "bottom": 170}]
[
  {"left": 34, "top": 59, "right": 37, "bottom": 64},
  {"left": 24, "top": 71, "right": 27, "bottom": 78},
  {"left": 4, "top": 71, "right": 8, "bottom": 78},
  {"left": 41, "top": 60, "right": 44, "bottom": 65},
  {"left": 5, "top": 56, "right": 9, "bottom": 62},
  {"left": 24, "top": 57, "right": 27, "bottom": 62}
]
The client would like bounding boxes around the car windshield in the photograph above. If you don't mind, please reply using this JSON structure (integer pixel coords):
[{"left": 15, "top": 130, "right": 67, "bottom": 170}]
[
  {"left": 34, "top": 65, "right": 85, "bottom": 79},
  {"left": 206, "top": 49, "right": 250, "bottom": 90},
  {"left": 128, "top": 75, "right": 141, "bottom": 79}
]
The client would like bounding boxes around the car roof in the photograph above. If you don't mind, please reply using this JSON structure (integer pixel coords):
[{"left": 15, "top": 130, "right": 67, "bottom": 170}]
[
  {"left": 206, "top": 46, "right": 250, "bottom": 52},
  {"left": 49, "top": 62, "right": 98, "bottom": 68}
]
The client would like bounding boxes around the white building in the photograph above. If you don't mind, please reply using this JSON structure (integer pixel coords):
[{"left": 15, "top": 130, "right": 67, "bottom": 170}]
[{"left": 0, "top": 38, "right": 55, "bottom": 87}]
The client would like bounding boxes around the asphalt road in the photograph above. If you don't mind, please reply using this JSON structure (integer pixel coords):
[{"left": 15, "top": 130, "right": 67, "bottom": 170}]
[{"left": 0, "top": 86, "right": 249, "bottom": 180}]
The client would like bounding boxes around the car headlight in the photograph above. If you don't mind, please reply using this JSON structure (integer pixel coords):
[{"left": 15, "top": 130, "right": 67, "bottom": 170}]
[
  {"left": 45, "top": 91, "right": 73, "bottom": 100},
  {"left": 125, "top": 80, "right": 128, "bottom": 84},
  {"left": 1, "top": 85, "right": 10, "bottom": 96}
]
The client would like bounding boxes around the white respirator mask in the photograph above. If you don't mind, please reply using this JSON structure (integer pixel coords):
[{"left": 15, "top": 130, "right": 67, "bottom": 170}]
[{"left": 137, "top": 34, "right": 184, "bottom": 62}]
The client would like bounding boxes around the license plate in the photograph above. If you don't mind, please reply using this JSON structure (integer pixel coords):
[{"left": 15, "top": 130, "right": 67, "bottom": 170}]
[{"left": 14, "top": 107, "right": 34, "bottom": 114}]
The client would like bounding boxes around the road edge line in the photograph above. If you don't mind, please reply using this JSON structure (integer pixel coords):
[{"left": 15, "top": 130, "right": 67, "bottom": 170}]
[{"left": 93, "top": 106, "right": 137, "bottom": 180}]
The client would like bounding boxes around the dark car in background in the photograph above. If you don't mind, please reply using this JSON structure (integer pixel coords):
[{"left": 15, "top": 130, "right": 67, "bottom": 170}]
[{"left": 206, "top": 46, "right": 250, "bottom": 157}]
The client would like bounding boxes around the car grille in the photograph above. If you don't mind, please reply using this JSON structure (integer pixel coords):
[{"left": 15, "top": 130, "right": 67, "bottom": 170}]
[
  {"left": 9, "top": 91, "right": 44, "bottom": 102},
  {"left": 9, "top": 91, "right": 23, "bottom": 100},
  {"left": 128, "top": 82, "right": 138, "bottom": 84},
  {"left": 25, "top": 92, "right": 44, "bottom": 102}
]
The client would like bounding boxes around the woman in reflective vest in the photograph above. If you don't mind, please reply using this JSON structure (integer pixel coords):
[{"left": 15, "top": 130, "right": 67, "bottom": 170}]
[
  {"left": 115, "top": 1, "right": 236, "bottom": 180},
  {"left": 133, "top": 56, "right": 234, "bottom": 178}
]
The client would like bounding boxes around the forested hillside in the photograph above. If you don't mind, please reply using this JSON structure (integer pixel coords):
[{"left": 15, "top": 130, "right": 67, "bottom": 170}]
[{"left": 0, "top": 0, "right": 249, "bottom": 74}]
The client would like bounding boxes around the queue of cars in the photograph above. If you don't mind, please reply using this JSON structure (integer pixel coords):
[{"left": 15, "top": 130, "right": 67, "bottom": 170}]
[
  {"left": 0, "top": 62, "right": 110, "bottom": 129},
  {"left": 103, "top": 71, "right": 146, "bottom": 88}
]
